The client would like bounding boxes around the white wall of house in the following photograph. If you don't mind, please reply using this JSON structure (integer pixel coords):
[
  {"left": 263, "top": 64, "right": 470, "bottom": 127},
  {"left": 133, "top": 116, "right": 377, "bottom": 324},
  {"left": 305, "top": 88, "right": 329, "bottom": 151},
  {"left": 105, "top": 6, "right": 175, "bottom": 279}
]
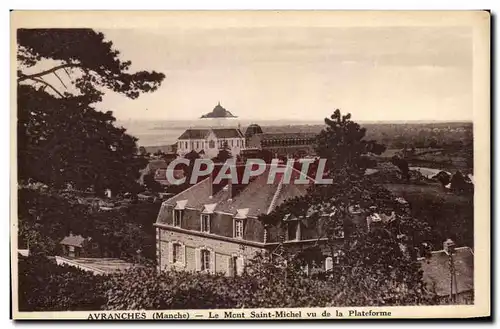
[{"left": 177, "top": 131, "right": 245, "bottom": 159}]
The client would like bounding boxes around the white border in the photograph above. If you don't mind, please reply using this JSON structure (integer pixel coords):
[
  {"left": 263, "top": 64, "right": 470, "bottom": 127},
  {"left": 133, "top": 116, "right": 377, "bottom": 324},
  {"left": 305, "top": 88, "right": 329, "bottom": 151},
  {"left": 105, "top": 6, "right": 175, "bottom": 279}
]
[{"left": 3, "top": 2, "right": 496, "bottom": 327}]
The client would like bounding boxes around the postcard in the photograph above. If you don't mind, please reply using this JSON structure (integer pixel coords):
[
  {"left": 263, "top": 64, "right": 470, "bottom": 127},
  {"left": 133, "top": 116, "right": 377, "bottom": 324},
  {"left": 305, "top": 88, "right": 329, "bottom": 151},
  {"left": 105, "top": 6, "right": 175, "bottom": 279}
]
[{"left": 10, "top": 10, "right": 490, "bottom": 320}]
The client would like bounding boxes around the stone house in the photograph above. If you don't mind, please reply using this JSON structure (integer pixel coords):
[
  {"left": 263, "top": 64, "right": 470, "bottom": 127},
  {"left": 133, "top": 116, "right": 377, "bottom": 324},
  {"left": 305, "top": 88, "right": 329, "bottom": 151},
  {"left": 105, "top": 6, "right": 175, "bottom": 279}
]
[
  {"left": 60, "top": 233, "right": 99, "bottom": 258},
  {"left": 153, "top": 164, "right": 333, "bottom": 276}
]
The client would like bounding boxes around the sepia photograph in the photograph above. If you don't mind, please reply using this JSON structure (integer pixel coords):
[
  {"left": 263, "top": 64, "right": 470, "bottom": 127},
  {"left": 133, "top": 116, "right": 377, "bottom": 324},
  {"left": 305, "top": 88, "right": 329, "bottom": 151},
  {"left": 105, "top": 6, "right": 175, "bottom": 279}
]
[{"left": 10, "top": 10, "right": 490, "bottom": 320}]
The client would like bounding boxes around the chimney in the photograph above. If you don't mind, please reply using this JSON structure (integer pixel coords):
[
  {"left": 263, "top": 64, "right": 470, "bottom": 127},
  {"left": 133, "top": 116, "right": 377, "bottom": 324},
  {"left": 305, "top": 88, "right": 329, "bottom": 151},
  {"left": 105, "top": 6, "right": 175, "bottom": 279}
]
[{"left": 443, "top": 238, "right": 456, "bottom": 255}]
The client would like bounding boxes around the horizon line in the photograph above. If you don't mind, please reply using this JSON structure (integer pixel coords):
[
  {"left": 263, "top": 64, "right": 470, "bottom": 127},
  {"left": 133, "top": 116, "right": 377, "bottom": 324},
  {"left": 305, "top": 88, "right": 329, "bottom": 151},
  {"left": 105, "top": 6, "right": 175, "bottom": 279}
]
[{"left": 117, "top": 118, "right": 473, "bottom": 124}]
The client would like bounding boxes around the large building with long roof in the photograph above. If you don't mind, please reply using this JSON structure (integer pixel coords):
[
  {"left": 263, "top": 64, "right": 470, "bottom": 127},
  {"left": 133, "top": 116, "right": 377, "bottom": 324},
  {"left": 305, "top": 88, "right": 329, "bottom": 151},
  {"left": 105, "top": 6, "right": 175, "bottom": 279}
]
[{"left": 177, "top": 127, "right": 246, "bottom": 159}]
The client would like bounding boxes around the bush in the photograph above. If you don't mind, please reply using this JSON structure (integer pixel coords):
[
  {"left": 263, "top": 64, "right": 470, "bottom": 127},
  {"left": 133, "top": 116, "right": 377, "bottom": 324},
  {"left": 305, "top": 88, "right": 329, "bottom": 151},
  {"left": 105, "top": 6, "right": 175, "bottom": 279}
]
[{"left": 18, "top": 255, "right": 108, "bottom": 311}]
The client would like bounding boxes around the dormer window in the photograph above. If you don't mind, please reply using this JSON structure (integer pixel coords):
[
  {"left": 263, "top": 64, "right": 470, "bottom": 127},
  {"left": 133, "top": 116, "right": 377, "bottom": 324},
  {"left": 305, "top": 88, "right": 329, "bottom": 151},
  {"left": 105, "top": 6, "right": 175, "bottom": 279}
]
[
  {"left": 234, "top": 219, "right": 244, "bottom": 238},
  {"left": 173, "top": 200, "right": 188, "bottom": 227},
  {"left": 173, "top": 209, "right": 183, "bottom": 227},
  {"left": 200, "top": 204, "right": 217, "bottom": 233},
  {"left": 201, "top": 214, "right": 211, "bottom": 233},
  {"left": 233, "top": 208, "right": 248, "bottom": 239}
]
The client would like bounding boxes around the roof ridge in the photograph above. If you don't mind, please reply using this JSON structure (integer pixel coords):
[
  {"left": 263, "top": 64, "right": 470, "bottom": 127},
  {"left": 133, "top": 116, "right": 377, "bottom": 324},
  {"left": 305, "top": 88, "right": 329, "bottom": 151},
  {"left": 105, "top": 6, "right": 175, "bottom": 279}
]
[
  {"left": 266, "top": 175, "right": 285, "bottom": 214},
  {"left": 290, "top": 165, "right": 317, "bottom": 183}
]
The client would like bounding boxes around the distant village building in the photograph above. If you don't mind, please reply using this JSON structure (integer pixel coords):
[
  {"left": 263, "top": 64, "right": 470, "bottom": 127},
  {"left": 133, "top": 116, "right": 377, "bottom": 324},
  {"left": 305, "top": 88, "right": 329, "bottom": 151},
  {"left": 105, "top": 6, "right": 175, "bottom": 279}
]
[
  {"left": 143, "top": 144, "right": 178, "bottom": 156},
  {"left": 244, "top": 124, "right": 318, "bottom": 158},
  {"left": 419, "top": 241, "right": 474, "bottom": 304},
  {"left": 60, "top": 233, "right": 99, "bottom": 258},
  {"left": 177, "top": 128, "right": 246, "bottom": 159},
  {"left": 140, "top": 159, "right": 184, "bottom": 186}
]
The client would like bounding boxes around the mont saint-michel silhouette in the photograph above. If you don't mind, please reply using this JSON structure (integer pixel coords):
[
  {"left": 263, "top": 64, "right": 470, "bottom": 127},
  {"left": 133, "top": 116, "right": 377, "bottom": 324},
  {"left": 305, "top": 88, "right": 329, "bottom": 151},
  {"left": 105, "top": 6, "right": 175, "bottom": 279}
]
[{"left": 200, "top": 102, "right": 237, "bottom": 118}]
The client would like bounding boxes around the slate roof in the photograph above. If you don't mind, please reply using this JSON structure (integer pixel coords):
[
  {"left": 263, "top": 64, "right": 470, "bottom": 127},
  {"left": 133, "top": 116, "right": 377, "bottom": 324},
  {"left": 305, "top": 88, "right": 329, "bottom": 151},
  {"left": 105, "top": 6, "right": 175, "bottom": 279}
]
[
  {"left": 212, "top": 128, "right": 244, "bottom": 139},
  {"left": 419, "top": 247, "right": 474, "bottom": 296},
  {"left": 156, "top": 165, "right": 314, "bottom": 222},
  {"left": 178, "top": 129, "right": 211, "bottom": 140},
  {"left": 177, "top": 128, "right": 244, "bottom": 140},
  {"left": 60, "top": 234, "right": 87, "bottom": 247}
]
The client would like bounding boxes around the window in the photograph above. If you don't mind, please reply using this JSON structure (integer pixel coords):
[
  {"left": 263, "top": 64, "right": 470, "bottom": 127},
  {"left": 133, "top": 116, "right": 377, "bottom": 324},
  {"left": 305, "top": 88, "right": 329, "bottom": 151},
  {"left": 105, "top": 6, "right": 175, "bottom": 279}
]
[
  {"left": 172, "top": 243, "right": 182, "bottom": 263},
  {"left": 234, "top": 219, "right": 244, "bottom": 238},
  {"left": 201, "top": 249, "right": 211, "bottom": 271},
  {"left": 201, "top": 214, "right": 211, "bottom": 233},
  {"left": 287, "top": 221, "right": 300, "bottom": 241},
  {"left": 173, "top": 209, "right": 183, "bottom": 227}
]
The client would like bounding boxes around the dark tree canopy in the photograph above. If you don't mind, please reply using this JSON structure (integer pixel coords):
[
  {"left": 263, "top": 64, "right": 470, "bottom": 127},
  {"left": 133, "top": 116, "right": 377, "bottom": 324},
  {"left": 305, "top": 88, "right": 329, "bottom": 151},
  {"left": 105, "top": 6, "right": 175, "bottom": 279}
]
[
  {"left": 17, "top": 29, "right": 165, "bottom": 194},
  {"left": 213, "top": 141, "right": 232, "bottom": 163},
  {"left": 18, "top": 85, "right": 147, "bottom": 194},
  {"left": 391, "top": 155, "right": 410, "bottom": 181},
  {"left": 17, "top": 29, "right": 165, "bottom": 101},
  {"left": 259, "top": 109, "right": 432, "bottom": 302},
  {"left": 316, "top": 109, "right": 386, "bottom": 175}
]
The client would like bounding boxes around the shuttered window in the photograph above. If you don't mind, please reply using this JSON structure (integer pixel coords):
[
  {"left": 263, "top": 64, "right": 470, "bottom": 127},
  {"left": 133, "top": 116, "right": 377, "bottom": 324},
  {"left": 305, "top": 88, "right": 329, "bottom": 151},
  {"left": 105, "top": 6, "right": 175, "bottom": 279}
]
[
  {"left": 201, "top": 249, "right": 210, "bottom": 271},
  {"left": 172, "top": 243, "right": 181, "bottom": 263}
]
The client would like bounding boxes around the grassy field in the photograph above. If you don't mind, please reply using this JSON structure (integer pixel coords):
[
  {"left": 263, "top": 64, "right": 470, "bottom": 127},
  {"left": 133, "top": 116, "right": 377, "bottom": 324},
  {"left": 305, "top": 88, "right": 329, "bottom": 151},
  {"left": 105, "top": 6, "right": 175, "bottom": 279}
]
[
  {"left": 385, "top": 182, "right": 473, "bottom": 249},
  {"left": 385, "top": 183, "right": 470, "bottom": 204}
]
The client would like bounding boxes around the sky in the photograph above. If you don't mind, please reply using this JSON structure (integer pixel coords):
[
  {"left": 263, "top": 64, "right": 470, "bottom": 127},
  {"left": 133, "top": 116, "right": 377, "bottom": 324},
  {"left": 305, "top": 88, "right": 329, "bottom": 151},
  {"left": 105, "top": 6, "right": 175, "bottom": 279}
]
[{"left": 29, "top": 15, "right": 474, "bottom": 123}]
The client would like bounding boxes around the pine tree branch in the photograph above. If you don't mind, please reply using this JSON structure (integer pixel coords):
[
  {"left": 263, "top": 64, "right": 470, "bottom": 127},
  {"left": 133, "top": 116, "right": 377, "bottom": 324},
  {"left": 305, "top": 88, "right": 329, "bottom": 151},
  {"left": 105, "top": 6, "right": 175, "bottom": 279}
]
[
  {"left": 52, "top": 71, "right": 67, "bottom": 89},
  {"left": 29, "top": 77, "right": 64, "bottom": 97},
  {"left": 17, "top": 63, "right": 81, "bottom": 82}
]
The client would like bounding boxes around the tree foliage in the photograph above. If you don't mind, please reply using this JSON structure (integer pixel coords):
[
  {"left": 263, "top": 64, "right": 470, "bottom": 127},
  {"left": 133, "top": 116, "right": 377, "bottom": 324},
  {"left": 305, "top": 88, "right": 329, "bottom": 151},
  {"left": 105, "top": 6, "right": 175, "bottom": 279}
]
[
  {"left": 18, "top": 255, "right": 108, "bottom": 311},
  {"left": 18, "top": 251, "right": 436, "bottom": 312},
  {"left": 18, "top": 187, "right": 160, "bottom": 261},
  {"left": 259, "top": 109, "right": 433, "bottom": 304},
  {"left": 18, "top": 29, "right": 165, "bottom": 101},
  {"left": 213, "top": 141, "right": 232, "bottom": 164},
  {"left": 18, "top": 85, "right": 147, "bottom": 194},
  {"left": 142, "top": 173, "right": 164, "bottom": 193},
  {"left": 17, "top": 29, "right": 165, "bottom": 193}
]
